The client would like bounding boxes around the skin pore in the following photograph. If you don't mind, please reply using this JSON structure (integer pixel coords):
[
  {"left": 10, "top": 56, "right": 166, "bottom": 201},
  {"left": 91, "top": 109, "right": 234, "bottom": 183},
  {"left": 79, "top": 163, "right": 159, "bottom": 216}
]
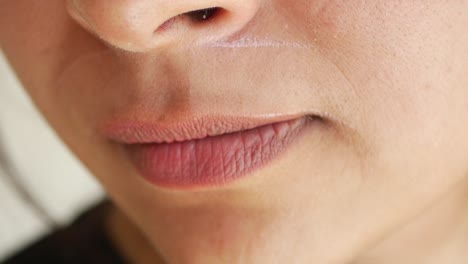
[{"left": 1, "top": 0, "right": 468, "bottom": 263}]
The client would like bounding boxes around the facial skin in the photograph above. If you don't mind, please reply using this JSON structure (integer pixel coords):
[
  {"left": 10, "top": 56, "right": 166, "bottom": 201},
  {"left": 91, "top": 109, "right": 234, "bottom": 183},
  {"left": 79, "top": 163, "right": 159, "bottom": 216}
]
[{"left": 1, "top": 0, "right": 468, "bottom": 263}]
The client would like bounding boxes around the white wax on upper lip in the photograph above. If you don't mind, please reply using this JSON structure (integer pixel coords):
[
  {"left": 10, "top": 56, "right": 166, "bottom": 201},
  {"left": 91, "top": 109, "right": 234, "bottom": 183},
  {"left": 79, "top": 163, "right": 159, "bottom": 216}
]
[{"left": 201, "top": 36, "right": 313, "bottom": 49}]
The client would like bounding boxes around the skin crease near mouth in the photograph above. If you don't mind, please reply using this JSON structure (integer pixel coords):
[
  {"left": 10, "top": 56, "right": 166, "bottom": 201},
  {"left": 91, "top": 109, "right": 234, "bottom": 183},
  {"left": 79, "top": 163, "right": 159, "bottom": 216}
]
[{"left": 1, "top": 0, "right": 468, "bottom": 264}]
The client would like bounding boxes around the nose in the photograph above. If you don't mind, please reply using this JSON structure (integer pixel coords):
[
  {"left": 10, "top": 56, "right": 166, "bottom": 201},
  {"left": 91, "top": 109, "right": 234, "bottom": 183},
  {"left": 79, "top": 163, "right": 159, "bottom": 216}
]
[{"left": 67, "top": 0, "right": 261, "bottom": 52}]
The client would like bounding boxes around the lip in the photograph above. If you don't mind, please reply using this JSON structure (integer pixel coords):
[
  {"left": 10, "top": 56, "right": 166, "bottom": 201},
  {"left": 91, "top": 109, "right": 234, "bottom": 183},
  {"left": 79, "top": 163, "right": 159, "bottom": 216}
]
[{"left": 101, "top": 115, "right": 314, "bottom": 189}]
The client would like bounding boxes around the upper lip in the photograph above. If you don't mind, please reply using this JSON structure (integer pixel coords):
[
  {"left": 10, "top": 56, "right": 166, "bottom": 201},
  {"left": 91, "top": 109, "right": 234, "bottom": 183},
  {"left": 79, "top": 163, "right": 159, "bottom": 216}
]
[{"left": 99, "top": 114, "right": 309, "bottom": 144}]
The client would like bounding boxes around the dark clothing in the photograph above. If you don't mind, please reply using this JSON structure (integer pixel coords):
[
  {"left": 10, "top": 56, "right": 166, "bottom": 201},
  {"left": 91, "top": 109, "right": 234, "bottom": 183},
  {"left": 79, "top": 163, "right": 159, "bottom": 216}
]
[{"left": 2, "top": 201, "right": 127, "bottom": 264}]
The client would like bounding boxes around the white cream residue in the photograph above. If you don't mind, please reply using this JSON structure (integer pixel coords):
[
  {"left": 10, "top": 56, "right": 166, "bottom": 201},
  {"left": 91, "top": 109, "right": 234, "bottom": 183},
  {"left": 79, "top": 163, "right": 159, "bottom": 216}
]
[{"left": 202, "top": 36, "right": 313, "bottom": 49}]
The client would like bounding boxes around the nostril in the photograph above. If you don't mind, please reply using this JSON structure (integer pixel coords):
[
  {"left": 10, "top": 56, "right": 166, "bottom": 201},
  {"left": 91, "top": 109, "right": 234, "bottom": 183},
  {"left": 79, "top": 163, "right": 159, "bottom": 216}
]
[
  {"left": 185, "top": 7, "right": 221, "bottom": 23},
  {"left": 156, "top": 7, "right": 224, "bottom": 33}
]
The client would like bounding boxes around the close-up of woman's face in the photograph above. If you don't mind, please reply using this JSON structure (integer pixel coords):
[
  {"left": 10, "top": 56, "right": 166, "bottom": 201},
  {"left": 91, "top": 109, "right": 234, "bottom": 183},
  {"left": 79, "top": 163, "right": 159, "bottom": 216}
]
[{"left": 1, "top": 1, "right": 468, "bottom": 263}]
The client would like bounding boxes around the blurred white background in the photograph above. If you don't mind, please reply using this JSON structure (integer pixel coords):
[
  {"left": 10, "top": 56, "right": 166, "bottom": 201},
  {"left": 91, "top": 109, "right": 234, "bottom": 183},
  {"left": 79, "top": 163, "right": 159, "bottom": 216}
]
[{"left": 0, "top": 51, "right": 104, "bottom": 261}]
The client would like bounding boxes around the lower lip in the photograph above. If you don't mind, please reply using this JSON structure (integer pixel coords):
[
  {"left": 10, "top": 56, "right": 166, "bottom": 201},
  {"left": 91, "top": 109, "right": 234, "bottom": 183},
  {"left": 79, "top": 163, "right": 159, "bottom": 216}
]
[{"left": 127, "top": 117, "right": 309, "bottom": 189}]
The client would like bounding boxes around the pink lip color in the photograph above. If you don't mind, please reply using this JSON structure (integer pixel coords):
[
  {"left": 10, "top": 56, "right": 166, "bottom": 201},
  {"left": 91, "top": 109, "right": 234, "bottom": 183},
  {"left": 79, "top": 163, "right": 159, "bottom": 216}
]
[{"left": 102, "top": 116, "right": 310, "bottom": 189}]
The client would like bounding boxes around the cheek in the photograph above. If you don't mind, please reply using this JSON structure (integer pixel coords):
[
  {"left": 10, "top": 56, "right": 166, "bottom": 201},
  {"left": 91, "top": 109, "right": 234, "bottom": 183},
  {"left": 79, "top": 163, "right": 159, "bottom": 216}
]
[
  {"left": 316, "top": 1, "right": 468, "bottom": 144},
  {"left": 302, "top": 0, "right": 468, "bottom": 191}
]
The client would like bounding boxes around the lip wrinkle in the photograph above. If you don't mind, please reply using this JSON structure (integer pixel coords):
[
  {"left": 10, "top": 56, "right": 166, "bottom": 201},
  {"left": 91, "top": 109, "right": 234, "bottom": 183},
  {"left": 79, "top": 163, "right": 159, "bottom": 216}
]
[{"left": 128, "top": 118, "right": 309, "bottom": 189}]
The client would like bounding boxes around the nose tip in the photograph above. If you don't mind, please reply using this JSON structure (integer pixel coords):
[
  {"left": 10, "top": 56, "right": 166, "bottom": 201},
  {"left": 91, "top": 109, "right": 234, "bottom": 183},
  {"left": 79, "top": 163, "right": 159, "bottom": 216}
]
[{"left": 67, "top": 0, "right": 261, "bottom": 52}]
